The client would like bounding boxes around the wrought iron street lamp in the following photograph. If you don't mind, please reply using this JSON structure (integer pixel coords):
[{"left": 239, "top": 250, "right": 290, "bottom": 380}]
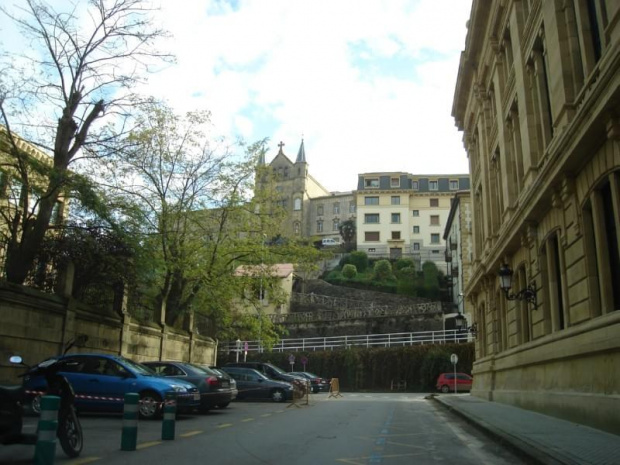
[{"left": 498, "top": 264, "right": 537, "bottom": 309}]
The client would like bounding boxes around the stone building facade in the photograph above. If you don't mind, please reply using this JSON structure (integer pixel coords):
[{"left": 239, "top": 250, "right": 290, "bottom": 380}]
[
  {"left": 258, "top": 140, "right": 355, "bottom": 240},
  {"left": 453, "top": 0, "right": 620, "bottom": 434},
  {"left": 443, "top": 190, "right": 473, "bottom": 330}
]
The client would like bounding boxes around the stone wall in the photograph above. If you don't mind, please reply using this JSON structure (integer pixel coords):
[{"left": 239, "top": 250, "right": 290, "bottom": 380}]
[
  {"left": 279, "top": 280, "right": 443, "bottom": 338},
  {"left": 0, "top": 283, "right": 217, "bottom": 384}
]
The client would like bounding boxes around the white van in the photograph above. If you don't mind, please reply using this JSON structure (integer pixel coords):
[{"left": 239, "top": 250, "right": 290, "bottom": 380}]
[{"left": 321, "top": 238, "right": 340, "bottom": 247}]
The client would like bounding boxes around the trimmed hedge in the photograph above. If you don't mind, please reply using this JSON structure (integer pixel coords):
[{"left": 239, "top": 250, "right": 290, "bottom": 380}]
[{"left": 219, "top": 342, "right": 474, "bottom": 392}]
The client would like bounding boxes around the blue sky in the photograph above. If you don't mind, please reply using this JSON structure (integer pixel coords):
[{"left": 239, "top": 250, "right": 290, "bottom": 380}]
[{"left": 1, "top": 0, "right": 473, "bottom": 193}]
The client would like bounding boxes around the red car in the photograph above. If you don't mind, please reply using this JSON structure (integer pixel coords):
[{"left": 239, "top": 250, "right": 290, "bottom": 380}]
[{"left": 436, "top": 372, "right": 473, "bottom": 393}]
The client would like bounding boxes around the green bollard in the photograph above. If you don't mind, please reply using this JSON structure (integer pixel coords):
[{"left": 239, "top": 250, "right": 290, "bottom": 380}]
[
  {"left": 161, "top": 392, "right": 176, "bottom": 440},
  {"left": 121, "top": 393, "right": 139, "bottom": 451},
  {"left": 34, "top": 395, "right": 60, "bottom": 465}
]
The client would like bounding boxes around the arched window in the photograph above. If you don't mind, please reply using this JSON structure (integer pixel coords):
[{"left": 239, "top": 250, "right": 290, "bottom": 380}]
[{"left": 294, "top": 198, "right": 301, "bottom": 210}]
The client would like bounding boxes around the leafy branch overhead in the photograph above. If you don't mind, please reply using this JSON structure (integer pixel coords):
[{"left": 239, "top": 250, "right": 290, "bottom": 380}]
[{"left": 0, "top": 0, "right": 172, "bottom": 284}]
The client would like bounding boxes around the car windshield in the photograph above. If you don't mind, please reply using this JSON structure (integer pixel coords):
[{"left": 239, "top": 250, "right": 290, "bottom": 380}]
[
  {"left": 266, "top": 363, "right": 286, "bottom": 374},
  {"left": 188, "top": 363, "right": 217, "bottom": 375},
  {"left": 121, "top": 357, "right": 155, "bottom": 376}
]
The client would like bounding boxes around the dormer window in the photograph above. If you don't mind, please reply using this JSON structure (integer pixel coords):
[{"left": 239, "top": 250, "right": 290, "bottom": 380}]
[{"left": 365, "top": 178, "right": 379, "bottom": 188}]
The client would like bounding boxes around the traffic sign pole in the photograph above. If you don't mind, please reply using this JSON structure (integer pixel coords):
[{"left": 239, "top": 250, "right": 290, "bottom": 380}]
[{"left": 450, "top": 353, "right": 459, "bottom": 394}]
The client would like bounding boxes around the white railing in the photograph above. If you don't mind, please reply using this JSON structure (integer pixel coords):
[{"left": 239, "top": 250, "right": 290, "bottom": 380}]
[{"left": 220, "top": 329, "right": 471, "bottom": 353}]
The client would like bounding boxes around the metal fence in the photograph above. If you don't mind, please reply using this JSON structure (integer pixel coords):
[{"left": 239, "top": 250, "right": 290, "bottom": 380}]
[{"left": 220, "top": 329, "right": 471, "bottom": 354}]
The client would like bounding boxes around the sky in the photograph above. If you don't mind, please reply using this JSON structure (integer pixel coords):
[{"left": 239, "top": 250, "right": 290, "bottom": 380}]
[
  {"left": 1, "top": 0, "right": 474, "bottom": 193},
  {"left": 145, "top": 0, "right": 474, "bottom": 192}
]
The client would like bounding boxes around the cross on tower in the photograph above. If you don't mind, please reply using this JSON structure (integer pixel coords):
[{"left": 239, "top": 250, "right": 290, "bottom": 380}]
[{"left": 278, "top": 141, "right": 285, "bottom": 152}]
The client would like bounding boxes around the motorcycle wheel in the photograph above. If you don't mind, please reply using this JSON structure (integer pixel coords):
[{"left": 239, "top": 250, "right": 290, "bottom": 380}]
[{"left": 58, "top": 407, "right": 83, "bottom": 458}]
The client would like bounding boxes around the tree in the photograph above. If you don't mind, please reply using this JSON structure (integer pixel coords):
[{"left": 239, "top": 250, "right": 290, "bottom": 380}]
[
  {"left": 0, "top": 0, "right": 171, "bottom": 284},
  {"left": 103, "top": 101, "right": 323, "bottom": 335},
  {"left": 338, "top": 219, "right": 356, "bottom": 251}
]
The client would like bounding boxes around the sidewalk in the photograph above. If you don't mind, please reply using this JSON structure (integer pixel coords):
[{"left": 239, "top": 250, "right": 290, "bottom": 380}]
[{"left": 431, "top": 394, "right": 620, "bottom": 465}]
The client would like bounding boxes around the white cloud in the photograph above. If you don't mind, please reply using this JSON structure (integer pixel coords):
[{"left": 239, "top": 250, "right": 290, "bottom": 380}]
[{"left": 2, "top": 0, "right": 474, "bottom": 192}]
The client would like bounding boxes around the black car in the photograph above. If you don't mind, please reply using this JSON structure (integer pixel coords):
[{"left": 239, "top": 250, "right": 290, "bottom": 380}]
[
  {"left": 142, "top": 361, "right": 235, "bottom": 411},
  {"left": 290, "top": 371, "right": 330, "bottom": 393},
  {"left": 220, "top": 367, "right": 294, "bottom": 402},
  {"left": 224, "top": 362, "right": 306, "bottom": 386}
]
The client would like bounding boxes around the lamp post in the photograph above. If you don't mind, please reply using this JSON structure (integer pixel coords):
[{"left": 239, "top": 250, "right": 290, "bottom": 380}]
[{"left": 498, "top": 264, "right": 537, "bottom": 308}]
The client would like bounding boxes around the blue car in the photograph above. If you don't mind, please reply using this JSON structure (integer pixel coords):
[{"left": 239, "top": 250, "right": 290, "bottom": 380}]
[{"left": 23, "top": 353, "right": 200, "bottom": 419}]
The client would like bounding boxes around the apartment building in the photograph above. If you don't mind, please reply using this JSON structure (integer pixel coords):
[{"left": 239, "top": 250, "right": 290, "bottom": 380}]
[
  {"left": 453, "top": 0, "right": 620, "bottom": 434},
  {"left": 355, "top": 173, "right": 470, "bottom": 268}
]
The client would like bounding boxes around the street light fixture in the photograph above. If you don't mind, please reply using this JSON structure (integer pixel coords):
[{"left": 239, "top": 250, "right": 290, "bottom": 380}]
[{"left": 498, "top": 264, "right": 537, "bottom": 309}]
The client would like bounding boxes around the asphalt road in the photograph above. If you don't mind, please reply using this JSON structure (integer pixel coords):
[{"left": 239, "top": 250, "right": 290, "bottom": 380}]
[{"left": 0, "top": 393, "right": 527, "bottom": 465}]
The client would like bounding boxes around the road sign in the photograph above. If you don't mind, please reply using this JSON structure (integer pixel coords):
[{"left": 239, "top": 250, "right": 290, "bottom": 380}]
[
  {"left": 301, "top": 356, "right": 308, "bottom": 369},
  {"left": 450, "top": 353, "right": 458, "bottom": 365}
]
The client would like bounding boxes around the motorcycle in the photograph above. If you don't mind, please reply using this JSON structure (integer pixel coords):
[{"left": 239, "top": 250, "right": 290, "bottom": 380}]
[{"left": 0, "top": 354, "right": 83, "bottom": 458}]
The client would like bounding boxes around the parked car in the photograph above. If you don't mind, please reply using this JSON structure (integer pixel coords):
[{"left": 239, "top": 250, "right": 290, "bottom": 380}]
[
  {"left": 224, "top": 361, "right": 306, "bottom": 387},
  {"left": 142, "top": 361, "right": 236, "bottom": 411},
  {"left": 23, "top": 354, "right": 200, "bottom": 419},
  {"left": 220, "top": 367, "right": 294, "bottom": 402},
  {"left": 290, "top": 372, "right": 330, "bottom": 393},
  {"left": 207, "top": 366, "right": 238, "bottom": 405},
  {"left": 436, "top": 373, "right": 473, "bottom": 393}
]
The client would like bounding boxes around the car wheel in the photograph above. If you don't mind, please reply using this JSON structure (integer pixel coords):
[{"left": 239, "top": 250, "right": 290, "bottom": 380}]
[
  {"left": 217, "top": 402, "right": 230, "bottom": 409},
  {"left": 139, "top": 391, "right": 163, "bottom": 419},
  {"left": 271, "top": 389, "right": 286, "bottom": 403},
  {"left": 440, "top": 385, "right": 450, "bottom": 393}
]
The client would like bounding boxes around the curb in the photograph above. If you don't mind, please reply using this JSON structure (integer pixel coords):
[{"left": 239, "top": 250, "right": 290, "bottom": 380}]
[{"left": 429, "top": 395, "right": 569, "bottom": 465}]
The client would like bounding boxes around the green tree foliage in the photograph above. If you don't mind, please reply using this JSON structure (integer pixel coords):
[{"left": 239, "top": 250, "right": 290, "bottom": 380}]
[
  {"left": 421, "top": 261, "right": 441, "bottom": 299},
  {"left": 396, "top": 266, "right": 417, "bottom": 296},
  {"left": 348, "top": 251, "right": 369, "bottom": 272},
  {"left": 394, "top": 258, "right": 415, "bottom": 272},
  {"left": 99, "top": 101, "right": 322, "bottom": 341},
  {"left": 36, "top": 222, "right": 136, "bottom": 305},
  {"left": 0, "top": 0, "right": 171, "bottom": 285},
  {"left": 338, "top": 219, "right": 356, "bottom": 251},
  {"left": 373, "top": 259, "right": 394, "bottom": 281},
  {"left": 342, "top": 264, "right": 357, "bottom": 279}
]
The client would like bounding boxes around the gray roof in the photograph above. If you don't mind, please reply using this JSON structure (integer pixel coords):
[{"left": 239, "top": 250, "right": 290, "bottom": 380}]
[{"left": 296, "top": 139, "right": 306, "bottom": 163}]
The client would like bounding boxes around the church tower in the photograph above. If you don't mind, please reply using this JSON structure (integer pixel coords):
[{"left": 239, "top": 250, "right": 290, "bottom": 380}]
[{"left": 257, "top": 139, "right": 330, "bottom": 238}]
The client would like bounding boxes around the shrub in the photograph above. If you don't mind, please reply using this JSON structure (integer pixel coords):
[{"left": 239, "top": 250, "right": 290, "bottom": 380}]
[
  {"left": 396, "top": 266, "right": 417, "bottom": 295},
  {"left": 394, "top": 258, "right": 415, "bottom": 272},
  {"left": 349, "top": 251, "right": 369, "bottom": 272},
  {"left": 373, "top": 259, "right": 393, "bottom": 280},
  {"left": 342, "top": 264, "right": 357, "bottom": 279}
]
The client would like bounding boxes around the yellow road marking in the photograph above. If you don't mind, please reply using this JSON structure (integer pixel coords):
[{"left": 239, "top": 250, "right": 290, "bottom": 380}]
[
  {"left": 67, "top": 457, "right": 101, "bottom": 465},
  {"left": 217, "top": 423, "right": 233, "bottom": 429},
  {"left": 242, "top": 418, "right": 254, "bottom": 422},
  {"left": 180, "top": 430, "right": 203, "bottom": 437},
  {"left": 260, "top": 413, "right": 272, "bottom": 417},
  {"left": 137, "top": 441, "right": 161, "bottom": 450}
]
